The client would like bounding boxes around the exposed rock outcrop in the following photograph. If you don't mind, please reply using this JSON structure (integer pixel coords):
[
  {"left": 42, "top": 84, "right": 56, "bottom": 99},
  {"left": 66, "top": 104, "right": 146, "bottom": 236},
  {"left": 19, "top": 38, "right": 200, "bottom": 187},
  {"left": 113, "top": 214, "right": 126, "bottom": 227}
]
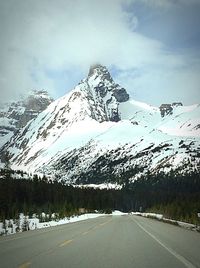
[
  {"left": 159, "top": 102, "right": 183, "bottom": 117},
  {"left": 159, "top": 104, "right": 173, "bottom": 117},
  {"left": 112, "top": 88, "right": 129, "bottom": 103},
  {"left": 172, "top": 102, "right": 183, "bottom": 107},
  {"left": 0, "top": 90, "right": 53, "bottom": 149}
]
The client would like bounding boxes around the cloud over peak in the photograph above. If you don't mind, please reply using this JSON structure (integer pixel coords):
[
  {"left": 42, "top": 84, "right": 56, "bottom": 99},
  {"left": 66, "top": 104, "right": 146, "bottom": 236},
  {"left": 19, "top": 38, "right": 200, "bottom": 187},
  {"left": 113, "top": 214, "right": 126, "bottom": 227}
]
[{"left": 0, "top": 0, "right": 199, "bottom": 105}]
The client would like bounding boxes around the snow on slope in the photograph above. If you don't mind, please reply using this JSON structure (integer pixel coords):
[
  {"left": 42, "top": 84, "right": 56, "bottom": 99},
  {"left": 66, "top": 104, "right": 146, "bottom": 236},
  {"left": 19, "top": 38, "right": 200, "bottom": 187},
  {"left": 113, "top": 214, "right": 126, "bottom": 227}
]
[
  {"left": 1, "top": 65, "right": 200, "bottom": 185},
  {"left": 119, "top": 99, "right": 160, "bottom": 127},
  {"left": 41, "top": 119, "right": 199, "bottom": 184},
  {"left": 120, "top": 101, "right": 200, "bottom": 136},
  {"left": 158, "top": 104, "right": 200, "bottom": 137}
]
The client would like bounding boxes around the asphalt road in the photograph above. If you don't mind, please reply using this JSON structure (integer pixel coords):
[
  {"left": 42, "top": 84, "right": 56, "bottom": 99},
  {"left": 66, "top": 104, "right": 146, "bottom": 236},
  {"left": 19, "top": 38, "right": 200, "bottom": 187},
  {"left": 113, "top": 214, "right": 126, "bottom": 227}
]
[{"left": 0, "top": 215, "right": 200, "bottom": 268}]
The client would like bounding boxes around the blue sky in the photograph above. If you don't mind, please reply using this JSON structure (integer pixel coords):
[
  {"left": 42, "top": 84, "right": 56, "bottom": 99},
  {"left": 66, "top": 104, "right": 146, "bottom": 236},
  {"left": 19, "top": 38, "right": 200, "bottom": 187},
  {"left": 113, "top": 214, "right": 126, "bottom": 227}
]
[
  {"left": 126, "top": 1, "right": 200, "bottom": 50},
  {"left": 0, "top": 0, "right": 200, "bottom": 106}
]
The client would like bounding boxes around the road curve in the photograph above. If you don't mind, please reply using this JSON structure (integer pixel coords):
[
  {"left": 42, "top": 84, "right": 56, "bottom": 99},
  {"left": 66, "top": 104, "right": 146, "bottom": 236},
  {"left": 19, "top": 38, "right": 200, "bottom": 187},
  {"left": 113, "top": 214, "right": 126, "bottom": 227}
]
[{"left": 0, "top": 215, "right": 200, "bottom": 268}]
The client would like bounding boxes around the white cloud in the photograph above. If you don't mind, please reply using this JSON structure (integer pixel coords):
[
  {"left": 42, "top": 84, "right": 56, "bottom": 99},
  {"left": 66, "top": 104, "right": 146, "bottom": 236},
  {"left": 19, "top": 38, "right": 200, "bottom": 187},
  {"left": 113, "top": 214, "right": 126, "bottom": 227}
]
[
  {"left": 0, "top": 0, "right": 199, "bottom": 106},
  {"left": 115, "top": 64, "right": 200, "bottom": 106}
]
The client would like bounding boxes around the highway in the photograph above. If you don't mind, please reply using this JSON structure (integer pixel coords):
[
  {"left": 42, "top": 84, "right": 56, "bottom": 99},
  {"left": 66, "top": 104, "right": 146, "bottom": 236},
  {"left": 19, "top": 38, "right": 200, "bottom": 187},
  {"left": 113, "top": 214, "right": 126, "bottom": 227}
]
[{"left": 0, "top": 215, "right": 200, "bottom": 268}]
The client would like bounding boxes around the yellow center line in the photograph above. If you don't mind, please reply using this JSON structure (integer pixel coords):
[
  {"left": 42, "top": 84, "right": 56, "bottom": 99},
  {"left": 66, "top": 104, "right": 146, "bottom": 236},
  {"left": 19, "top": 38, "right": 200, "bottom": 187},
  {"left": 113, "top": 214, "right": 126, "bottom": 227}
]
[
  {"left": 99, "top": 219, "right": 112, "bottom": 226},
  {"left": 46, "top": 249, "right": 54, "bottom": 254},
  {"left": 59, "top": 239, "right": 73, "bottom": 247},
  {"left": 82, "top": 231, "right": 89, "bottom": 235},
  {"left": 81, "top": 219, "right": 113, "bottom": 235},
  {"left": 99, "top": 222, "right": 107, "bottom": 226},
  {"left": 18, "top": 261, "right": 31, "bottom": 268},
  {"left": 59, "top": 219, "right": 113, "bottom": 248}
]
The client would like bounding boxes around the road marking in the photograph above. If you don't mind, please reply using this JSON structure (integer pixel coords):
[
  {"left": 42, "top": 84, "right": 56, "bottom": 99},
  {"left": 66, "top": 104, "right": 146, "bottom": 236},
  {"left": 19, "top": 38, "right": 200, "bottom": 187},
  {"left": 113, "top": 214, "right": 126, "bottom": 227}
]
[
  {"left": 99, "top": 222, "right": 107, "bottom": 226},
  {"left": 82, "top": 231, "right": 89, "bottom": 235},
  {"left": 59, "top": 239, "right": 73, "bottom": 247},
  {"left": 132, "top": 217, "right": 196, "bottom": 268},
  {"left": 18, "top": 261, "right": 31, "bottom": 268},
  {"left": 99, "top": 219, "right": 112, "bottom": 226}
]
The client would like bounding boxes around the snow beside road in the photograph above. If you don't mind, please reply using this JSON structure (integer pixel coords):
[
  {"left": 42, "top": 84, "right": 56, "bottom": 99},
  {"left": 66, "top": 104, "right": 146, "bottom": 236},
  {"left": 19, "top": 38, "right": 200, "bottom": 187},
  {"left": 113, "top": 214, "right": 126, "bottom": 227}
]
[
  {"left": 0, "top": 210, "right": 127, "bottom": 236},
  {"left": 0, "top": 213, "right": 106, "bottom": 236},
  {"left": 132, "top": 212, "right": 200, "bottom": 231}
]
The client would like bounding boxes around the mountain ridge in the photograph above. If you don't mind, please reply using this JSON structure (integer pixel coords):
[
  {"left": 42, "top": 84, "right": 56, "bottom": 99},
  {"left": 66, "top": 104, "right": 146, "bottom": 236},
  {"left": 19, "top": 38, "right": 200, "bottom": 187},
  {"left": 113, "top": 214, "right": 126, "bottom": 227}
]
[{"left": 0, "top": 65, "right": 199, "bottom": 186}]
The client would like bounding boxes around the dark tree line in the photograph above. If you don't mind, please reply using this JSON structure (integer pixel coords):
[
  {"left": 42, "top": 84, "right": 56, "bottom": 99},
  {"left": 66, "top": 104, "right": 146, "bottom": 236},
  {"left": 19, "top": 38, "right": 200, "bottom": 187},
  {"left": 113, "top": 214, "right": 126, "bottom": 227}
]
[
  {"left": 0, "top": 169, "right": 130, "bottom": 220},
  {"left": 0, "top": 168, "right": 199, "bottom": 224},
  {"left": 128, "top": 171, "right": 200, "bottom": 224}
]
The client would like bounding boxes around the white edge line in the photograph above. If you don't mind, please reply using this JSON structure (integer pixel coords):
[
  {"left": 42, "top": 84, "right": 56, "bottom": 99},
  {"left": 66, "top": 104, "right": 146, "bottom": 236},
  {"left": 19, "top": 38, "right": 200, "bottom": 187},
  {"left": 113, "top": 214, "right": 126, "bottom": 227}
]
[{"left": 131, "top": 217, "right": 196, "bottom": 268}]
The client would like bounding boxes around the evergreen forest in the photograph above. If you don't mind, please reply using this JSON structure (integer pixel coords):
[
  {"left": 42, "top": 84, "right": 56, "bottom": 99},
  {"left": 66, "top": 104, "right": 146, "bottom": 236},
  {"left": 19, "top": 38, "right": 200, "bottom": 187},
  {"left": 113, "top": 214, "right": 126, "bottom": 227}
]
[{"left": 0, "top": 168, "right": 199, "bottom": 225}]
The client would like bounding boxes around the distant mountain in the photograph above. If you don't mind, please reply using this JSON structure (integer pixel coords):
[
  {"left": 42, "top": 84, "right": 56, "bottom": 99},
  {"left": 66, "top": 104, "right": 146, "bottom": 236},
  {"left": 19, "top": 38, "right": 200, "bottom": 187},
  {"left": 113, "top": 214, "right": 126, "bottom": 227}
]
[
  {"left": 0, "top": 90, "right": 53, "bottom": 150},
  {"left": 1, "top": 65, "right": 200, "bottom": 186}
]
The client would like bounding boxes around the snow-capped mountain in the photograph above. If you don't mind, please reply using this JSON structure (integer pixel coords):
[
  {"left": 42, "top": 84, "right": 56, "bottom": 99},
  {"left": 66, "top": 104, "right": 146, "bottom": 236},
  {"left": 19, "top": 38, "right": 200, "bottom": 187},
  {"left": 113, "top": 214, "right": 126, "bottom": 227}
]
[
  {"left": 0, "top": 90, "right": 53, "bottom": 150},
  {"left": 1, "top": 65, "right": 200, "bottom": 185}
]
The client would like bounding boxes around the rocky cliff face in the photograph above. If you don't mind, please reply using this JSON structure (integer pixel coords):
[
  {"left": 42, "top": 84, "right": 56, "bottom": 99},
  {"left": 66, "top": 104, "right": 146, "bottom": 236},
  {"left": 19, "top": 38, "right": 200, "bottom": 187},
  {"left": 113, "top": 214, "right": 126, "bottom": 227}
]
[
  {"left": 0, "top": 90, "right": 53, "bottom": 149},
  {"left": 79, "top": 64, "right": 129, "bottom": 122}
]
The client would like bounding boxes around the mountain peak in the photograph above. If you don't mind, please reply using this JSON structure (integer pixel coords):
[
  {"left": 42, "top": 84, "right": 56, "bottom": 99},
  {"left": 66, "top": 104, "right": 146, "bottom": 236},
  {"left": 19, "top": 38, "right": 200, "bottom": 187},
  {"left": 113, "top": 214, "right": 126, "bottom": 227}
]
[
  {"left": 29, "top": 89, "right": 52, "bottom": 99},
  {"left": 88, "top": 64, "right": 113, "bottom": 82},
  {"left": 86, "top": 64, "right": 129, "bottom": 102},
  {"left": 88, "top": 63, "right": 106, "bottom": 74}
]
